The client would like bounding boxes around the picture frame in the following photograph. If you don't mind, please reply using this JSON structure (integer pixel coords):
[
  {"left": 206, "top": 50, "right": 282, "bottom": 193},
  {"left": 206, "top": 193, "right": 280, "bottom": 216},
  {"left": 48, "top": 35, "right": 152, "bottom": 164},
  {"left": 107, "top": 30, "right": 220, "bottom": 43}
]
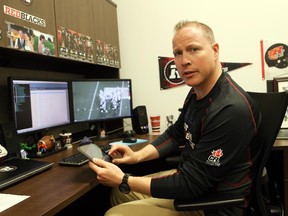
[
  {"left": 273, "top": 77, "right": 288, "bottom": 128},
  {"left": 274, "top": 77, "right": 288, "bottom": 92}
]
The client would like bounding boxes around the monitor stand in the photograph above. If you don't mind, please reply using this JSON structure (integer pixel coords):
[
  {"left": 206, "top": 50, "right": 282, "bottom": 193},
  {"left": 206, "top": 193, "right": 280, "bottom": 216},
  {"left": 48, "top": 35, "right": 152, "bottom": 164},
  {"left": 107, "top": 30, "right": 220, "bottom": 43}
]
[
  {"left": 89, "top": 121, "right": 114, "bottom": 141},
  {"left": 88, "top": 121, "right": 123, "bottom": 142}
]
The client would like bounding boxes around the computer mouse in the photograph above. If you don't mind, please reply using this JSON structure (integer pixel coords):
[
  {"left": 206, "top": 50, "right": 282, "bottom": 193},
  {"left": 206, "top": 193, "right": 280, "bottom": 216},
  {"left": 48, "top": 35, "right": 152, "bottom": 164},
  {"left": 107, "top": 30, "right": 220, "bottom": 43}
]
[
  {"left": 122, "top": 130, "right": 136, "bottom": 137},
  {"left": 122, "top": 137, "right": 137, "bottom": 143}
]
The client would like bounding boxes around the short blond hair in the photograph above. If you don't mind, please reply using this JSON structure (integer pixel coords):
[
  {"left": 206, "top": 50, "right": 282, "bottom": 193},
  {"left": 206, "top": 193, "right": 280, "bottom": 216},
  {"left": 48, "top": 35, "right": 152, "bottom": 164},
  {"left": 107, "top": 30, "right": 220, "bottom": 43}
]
[{"left": 174, "top": 20, "right": 215, "bottom": 44}]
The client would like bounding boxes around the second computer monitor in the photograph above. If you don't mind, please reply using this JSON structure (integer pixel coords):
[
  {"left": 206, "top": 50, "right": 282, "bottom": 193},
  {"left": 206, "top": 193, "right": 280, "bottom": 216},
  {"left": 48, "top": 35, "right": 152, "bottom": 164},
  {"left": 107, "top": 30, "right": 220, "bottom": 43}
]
[{"left": 71, "top": 79, "right": 133, "bottom": 123}]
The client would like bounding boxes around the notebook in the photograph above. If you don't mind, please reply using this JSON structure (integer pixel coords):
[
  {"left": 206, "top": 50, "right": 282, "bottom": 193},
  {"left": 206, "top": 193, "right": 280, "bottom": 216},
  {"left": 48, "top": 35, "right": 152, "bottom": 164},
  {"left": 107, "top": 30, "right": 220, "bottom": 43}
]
[{"left": 0, "top": 157, "right": 53, "bottom": 190}]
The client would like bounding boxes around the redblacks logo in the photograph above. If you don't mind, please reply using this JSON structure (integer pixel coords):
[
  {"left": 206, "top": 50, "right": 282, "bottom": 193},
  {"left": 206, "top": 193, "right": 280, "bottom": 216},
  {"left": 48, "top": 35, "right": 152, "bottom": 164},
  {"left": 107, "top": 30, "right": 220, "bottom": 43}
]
[
  {"left": 20, "top": 0, "right": 33, "bottom": 6},
  {"left": 3, "top": 5, "right": 45, "bottom": 27},
  {"left": 163, "top": 59, "right": 183, "bottom": 85}
]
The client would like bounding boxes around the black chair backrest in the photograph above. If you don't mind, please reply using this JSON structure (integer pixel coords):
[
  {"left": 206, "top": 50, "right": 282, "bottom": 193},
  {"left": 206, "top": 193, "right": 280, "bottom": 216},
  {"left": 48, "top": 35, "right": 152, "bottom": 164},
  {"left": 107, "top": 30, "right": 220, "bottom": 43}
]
[{"left": 247, "top": 91, "right": 288, "bottom": 215}]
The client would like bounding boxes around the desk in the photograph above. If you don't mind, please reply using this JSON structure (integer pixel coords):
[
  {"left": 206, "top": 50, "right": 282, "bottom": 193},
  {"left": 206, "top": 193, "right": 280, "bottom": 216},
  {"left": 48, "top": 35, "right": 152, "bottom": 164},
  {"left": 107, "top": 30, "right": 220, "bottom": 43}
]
[
  {"left": 0, "top": 135, "right": 288, "bottom": 216},
  {"left": 0, "top": 134, "right": 155, "bottom": 216},
  {"left": 272, "top": 139, "right": 288, "bottom": 215}
]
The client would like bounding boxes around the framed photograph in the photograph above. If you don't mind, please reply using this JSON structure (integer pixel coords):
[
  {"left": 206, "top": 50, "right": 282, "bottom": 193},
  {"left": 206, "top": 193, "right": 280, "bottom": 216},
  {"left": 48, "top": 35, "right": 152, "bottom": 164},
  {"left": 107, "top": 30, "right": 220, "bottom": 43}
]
[{"left": 273, "top": 77, "right": 288, "bottom": 128}]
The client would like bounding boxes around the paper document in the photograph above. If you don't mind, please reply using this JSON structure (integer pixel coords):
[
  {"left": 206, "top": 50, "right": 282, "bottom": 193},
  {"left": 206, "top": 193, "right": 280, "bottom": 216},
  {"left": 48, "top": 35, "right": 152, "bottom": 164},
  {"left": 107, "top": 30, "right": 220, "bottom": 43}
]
[{"left": 0, "top": 193, "right": 30, "bottom": 212}]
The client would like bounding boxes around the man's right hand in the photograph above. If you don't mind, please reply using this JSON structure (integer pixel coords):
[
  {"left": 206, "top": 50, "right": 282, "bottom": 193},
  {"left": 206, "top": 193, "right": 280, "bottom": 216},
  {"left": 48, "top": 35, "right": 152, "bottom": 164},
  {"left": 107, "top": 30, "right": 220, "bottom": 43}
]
[{"left": 108, "top": 145, "right": 137, "bottom": 165}]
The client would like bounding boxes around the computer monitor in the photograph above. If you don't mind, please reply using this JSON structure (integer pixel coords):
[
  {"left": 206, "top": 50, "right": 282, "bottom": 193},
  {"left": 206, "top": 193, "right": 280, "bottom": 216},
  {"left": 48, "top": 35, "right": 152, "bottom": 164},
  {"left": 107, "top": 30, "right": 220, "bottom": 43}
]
[
  {"left": 70, "top": 79, "right": 133, "bottom": 123},
  {"left": 9, "top": 77, "right": 71, "bottom": 134}
]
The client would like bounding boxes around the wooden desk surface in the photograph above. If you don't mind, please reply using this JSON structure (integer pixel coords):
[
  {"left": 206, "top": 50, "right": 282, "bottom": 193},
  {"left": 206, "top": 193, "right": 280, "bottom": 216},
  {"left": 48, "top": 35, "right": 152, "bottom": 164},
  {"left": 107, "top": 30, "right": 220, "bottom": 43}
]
[
  {"left": 273, "top": 139, "right": 288, "bottom": 150},
  {"left": 0, "top": 135, "right": 287, "bottom": 216},
  {"left": 0, "top": 134, "right": 156, "bottom": 216}
]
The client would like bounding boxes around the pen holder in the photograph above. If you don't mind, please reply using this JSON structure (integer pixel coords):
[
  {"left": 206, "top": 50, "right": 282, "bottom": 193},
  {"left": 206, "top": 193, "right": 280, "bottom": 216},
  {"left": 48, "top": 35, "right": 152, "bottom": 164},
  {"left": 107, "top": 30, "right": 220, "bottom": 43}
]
[{"left": 59, "top": 132, "right": 73, "bottom": 149}]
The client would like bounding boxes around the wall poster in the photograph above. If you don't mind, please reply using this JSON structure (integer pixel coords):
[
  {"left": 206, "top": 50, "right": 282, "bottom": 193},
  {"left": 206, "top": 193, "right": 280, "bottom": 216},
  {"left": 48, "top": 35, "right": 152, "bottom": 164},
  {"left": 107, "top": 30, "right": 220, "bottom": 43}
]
[
  {"left": 96, "top": 39, "right": 119, "bottom": 68},
  {"left": 1, "top": 1, "right": 57, "bottom": 55},
  {"left": 6, "top": 22, "right": 55, "bottom": 56},
  {"left": 57, "top": 26, "right": 94, "bottom": 63}
]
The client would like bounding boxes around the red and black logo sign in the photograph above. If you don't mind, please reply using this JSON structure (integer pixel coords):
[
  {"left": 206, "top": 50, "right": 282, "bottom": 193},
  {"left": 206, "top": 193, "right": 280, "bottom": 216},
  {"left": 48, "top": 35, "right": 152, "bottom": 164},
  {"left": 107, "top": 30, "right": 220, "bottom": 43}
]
[
  {"left": 163, "top": 59, "right": 183, "bottom": 85},
  {"left": 158, "top": 57, "right": 184, "bottom": 90},
  {"left": 265, "top": 43, "right": 288, "bottom": 69}
]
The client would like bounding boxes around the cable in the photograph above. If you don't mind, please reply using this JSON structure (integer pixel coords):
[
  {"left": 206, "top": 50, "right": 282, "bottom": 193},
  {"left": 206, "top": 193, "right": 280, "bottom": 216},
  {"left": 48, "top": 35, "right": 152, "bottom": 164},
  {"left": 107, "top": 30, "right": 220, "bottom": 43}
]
[{"left": 106, "top": 126, "right": 124, "bottom": 135}]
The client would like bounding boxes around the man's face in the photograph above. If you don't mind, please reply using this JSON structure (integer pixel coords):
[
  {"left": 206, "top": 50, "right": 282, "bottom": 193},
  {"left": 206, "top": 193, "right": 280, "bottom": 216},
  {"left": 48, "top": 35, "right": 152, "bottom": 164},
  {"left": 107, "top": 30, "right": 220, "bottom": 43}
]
[
  {"left": 19, "top": 30, "right": 24, "bottom": 39},
  {"left": 172, "top": 26, "right": 219, "bottom": 88}
]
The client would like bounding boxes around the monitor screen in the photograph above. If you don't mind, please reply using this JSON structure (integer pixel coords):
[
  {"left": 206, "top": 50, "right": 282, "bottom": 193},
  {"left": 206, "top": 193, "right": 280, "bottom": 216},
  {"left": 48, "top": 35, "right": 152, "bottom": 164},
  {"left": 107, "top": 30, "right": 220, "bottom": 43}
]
[
  {"left": 10, "top": 78, "right": 71, "bottom": 134},
  {"left": 71, "top": 79, "right": 133, "bottom": 123}
]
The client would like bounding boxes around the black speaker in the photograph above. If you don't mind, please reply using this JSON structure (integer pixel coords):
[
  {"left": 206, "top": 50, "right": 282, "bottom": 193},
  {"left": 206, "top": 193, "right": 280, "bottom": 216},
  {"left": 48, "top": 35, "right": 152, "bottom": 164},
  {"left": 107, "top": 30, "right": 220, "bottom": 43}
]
[
  {"left": 266, "top": 80, "right": 274, "bottom": 92},
  {"left": 132, "top": 106, "right": 149, "bottom": 134}
]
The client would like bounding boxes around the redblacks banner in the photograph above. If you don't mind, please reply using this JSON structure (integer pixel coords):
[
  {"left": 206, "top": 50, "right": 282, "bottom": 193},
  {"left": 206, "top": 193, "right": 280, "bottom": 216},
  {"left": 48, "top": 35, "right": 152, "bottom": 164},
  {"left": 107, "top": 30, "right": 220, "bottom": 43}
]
[
  {"left": 158, "top": 56, "right": 184, "bottom": 90},
  {"left": 158, "top": 56, "right": 252, "bottom": 90},
  {"left": 220, "top": 62, "right": 252, "bottom": 74}
]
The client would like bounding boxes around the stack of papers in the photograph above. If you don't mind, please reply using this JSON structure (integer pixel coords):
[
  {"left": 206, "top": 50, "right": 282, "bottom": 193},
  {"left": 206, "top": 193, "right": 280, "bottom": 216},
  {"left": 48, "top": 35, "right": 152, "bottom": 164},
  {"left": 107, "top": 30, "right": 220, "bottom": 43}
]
[{"left": 0, "top": 193, "right": 30, "bottom": 212}]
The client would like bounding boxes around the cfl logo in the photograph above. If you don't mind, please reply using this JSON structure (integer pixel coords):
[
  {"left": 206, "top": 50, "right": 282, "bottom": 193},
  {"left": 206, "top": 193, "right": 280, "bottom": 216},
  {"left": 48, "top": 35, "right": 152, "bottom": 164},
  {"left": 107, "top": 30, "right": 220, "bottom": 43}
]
[{"left": 20, "top": 0, "right": 33, "bottom": 6}]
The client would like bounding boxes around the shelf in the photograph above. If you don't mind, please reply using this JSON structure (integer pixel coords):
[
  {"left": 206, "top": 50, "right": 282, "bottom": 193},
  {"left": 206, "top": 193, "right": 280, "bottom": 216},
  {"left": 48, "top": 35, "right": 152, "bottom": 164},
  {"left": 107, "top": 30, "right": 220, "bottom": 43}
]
[{"left": 0, "top": 47, "right": 119, "bottom": 78}]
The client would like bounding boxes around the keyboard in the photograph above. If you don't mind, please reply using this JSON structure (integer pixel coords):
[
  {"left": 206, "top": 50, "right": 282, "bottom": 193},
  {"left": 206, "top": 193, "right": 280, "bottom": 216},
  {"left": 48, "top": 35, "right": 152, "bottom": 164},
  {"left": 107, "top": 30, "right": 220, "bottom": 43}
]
[{"left": 59, "top": 152, "right": 89, "bottom": 166}]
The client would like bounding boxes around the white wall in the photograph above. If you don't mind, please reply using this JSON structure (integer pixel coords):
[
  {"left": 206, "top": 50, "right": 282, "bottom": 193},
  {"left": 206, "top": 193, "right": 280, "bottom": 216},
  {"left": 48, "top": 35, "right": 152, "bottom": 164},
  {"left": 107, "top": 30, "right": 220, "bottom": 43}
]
[{"left": 113, "top": 0, "right": 288, "bottom": 132}]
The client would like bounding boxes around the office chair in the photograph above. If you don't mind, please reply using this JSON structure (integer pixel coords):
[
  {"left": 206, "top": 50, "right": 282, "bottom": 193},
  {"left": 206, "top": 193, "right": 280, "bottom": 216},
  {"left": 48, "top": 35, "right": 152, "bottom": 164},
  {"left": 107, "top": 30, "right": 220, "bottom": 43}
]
[{"left": 173, "top": 91, "right": 288, "bottom": 215}]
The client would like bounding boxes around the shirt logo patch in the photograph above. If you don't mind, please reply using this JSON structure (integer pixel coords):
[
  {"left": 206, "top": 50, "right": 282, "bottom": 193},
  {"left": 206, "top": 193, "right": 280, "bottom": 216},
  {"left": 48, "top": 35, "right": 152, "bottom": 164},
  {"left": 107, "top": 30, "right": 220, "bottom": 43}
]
[{"left": 206, "top": 149, "right": 223, "bottom": 166}]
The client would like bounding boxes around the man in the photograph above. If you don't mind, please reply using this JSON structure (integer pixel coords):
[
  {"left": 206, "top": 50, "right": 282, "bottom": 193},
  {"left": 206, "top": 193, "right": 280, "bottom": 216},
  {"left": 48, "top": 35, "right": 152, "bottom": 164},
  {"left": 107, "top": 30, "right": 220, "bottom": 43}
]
[
  {"left": 89, "top": 20, "right": 261, "bottom": 216},
  {"left": 14, "top": 29, "right": 26, "bottom": 50}
]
